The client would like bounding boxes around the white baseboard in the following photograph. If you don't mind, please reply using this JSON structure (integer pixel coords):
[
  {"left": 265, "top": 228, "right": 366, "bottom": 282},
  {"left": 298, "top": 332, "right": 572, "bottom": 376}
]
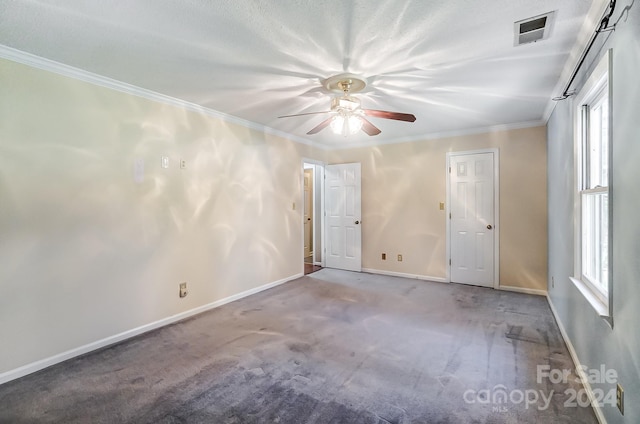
[
  {"left": 0, "top": 273, "right": 302, "bottom": 385},
  {"left": 361, "top": 268, "right": 447, "bottom": 283},
  {"left": 546, "top": 295, "right": 607, "bottom": 424},
  {"left": 499, "top": 285, "right": 547, "bottom": 296},
  {"left": 361, "top": 270, "right": 548, "bottom": 296}
]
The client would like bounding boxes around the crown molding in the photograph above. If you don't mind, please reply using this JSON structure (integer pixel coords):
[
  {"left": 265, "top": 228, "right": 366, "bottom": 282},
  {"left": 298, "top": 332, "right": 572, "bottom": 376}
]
[
  {"left": 1, "top": 45, "right": 545, "bottom": 152},
  {"left": 0, "top": 44, "right": 325, "bottom": 149},
  {"left": 330, "top": 119, "right": 546, "bottom": 150}
]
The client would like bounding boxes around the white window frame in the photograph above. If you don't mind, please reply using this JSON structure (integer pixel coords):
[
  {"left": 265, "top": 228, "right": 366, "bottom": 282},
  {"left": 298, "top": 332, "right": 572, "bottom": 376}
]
[{"left": 571, "top": 49, "right": 613, "bottom": 324}]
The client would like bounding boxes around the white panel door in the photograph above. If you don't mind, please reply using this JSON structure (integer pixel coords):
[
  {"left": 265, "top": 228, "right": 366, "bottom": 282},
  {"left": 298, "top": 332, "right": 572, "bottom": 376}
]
[
  {"left": 325, "top": 163, "right": 361, "bottom": 272},
  {"left": 450, "top": 153, "right": 495, "bottom": 287}
]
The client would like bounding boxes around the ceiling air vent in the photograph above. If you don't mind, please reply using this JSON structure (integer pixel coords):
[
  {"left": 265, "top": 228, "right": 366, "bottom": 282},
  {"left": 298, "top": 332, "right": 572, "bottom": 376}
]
[{"left": 514, "top": 11, "right": 556, "bottom": 46}]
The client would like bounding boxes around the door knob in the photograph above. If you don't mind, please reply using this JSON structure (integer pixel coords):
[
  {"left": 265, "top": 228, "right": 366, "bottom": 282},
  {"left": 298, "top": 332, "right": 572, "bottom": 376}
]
[
  {"left": 355, "top": 220, "right": 360, "bottom": 225},
  {"left": 487, "top": 224, "right": 493, "bottom": 230}
]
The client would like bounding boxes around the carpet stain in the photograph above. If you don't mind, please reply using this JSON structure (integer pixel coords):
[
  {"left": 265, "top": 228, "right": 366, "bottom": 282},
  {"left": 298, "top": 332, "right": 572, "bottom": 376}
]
[
  {"left": 287, "top": 342, "right": 312, "bottom": 354},
  {"left": 130, "top": 376, "right": 145, "bottom": 385},
  {"left": 170, "top": 379, "right": 408, "bottom": 424},
  {"left": 505, "top": 325, "right": 544, "bottom": 345}
]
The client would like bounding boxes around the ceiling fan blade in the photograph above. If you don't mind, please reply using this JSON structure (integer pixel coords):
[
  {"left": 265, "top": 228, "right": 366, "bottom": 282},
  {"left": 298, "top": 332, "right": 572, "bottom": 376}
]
[
  {"left": 360, "top": 117, "right": 381, "bottom": 136},
  {"left": 278, "top": 111, "right": 331, "bottom": 118},
  {"left": 307, "top": 117, "right": 334, "bottom": 135},
  {"left": 363, "top": 109, "right": 416, "bottom": 122}
]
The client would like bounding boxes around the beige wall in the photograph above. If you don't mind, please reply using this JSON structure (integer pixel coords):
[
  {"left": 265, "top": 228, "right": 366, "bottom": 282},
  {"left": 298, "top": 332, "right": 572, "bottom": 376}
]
[
  {"left": 0, "top": 55, "right": 548, "bottom": 377},
  {"left": 327, "top": 126, "right": 548, "bottom": 291},
  {"left": 0, "top": 58, "right": 323, "bottom": 374}
]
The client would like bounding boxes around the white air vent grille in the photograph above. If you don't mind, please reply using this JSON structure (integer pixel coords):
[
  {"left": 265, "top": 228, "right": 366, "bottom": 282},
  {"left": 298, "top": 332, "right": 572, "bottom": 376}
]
[{"left": 514, "top": 11, "right": 556, "bottom": 46}]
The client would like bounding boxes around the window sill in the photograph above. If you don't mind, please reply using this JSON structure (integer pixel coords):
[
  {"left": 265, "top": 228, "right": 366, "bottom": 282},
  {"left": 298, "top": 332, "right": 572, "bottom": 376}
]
[{"left": 569, "top": 277, "right": 612, "bottom": 326}]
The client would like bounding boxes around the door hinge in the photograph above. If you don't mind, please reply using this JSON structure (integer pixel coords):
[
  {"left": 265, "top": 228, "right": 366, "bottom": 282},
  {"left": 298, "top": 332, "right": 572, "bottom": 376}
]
[
  {"left": 449, "top": 213, "right": 451, "bottom": 219},
  {"left": 449, "top": 259, "right": 452, "bottom": 265},
  {"left": 449, "top": 167, "right": 451, "bottom": 173}
]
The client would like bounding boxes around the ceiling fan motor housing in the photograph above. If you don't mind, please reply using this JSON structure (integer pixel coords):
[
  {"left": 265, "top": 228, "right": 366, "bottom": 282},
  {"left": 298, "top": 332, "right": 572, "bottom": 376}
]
[{"left": 324, "top": 74, "right": 368, "bottom": 94}]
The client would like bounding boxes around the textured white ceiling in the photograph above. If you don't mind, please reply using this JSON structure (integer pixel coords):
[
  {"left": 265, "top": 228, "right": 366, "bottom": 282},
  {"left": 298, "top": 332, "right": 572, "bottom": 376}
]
[{"left": 0, "top": 0, "right": 596, "bottom": 147}]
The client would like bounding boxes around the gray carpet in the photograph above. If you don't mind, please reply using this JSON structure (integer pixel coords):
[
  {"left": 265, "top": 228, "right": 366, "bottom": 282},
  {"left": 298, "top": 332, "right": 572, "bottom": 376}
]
[{"left": 0, "top": 269, "right": 597, "bottom": 423}]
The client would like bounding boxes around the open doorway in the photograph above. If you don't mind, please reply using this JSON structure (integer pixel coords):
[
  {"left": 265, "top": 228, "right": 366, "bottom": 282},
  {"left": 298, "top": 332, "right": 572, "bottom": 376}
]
[{"left": 302, "top": 160, "right": 324, "bottom": 275}]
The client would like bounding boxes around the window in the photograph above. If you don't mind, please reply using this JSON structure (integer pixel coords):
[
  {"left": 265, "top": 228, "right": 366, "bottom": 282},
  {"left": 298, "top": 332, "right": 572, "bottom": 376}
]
[
  {"left": 572, "top": 50, "right": 612, "bottom": 320},
  {"left": 580, "top": 89, "right": 609, "bottom": 298}
]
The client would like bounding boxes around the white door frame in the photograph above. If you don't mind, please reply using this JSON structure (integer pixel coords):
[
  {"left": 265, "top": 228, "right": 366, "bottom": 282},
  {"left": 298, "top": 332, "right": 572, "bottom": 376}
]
[
  {"left": 301, "top": 158, "right": 325, "bottom": 272},
  {"left": 445, "top": 148, "right": 500, "bottom": 288}
]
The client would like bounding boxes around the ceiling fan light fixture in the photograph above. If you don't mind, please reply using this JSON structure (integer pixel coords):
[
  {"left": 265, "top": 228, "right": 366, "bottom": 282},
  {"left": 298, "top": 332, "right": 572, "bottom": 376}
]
[
  {"left": 330, "top": 93, "right": 364, "bottom": 136},
  {"left": 330, "top": 112, "right": 363, "bottom": 136}
]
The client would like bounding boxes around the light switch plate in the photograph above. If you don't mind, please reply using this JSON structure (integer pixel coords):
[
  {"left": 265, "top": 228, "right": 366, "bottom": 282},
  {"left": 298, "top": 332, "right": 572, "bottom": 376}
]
[{"left": 133, "top": 159, "right": 144, "bottom": 183}]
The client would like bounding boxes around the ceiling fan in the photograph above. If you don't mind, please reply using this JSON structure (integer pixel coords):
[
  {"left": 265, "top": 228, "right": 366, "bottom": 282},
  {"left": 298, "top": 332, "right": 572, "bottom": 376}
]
[{"left": 278, "top": 74, "right": 416, "bottom": 136}]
